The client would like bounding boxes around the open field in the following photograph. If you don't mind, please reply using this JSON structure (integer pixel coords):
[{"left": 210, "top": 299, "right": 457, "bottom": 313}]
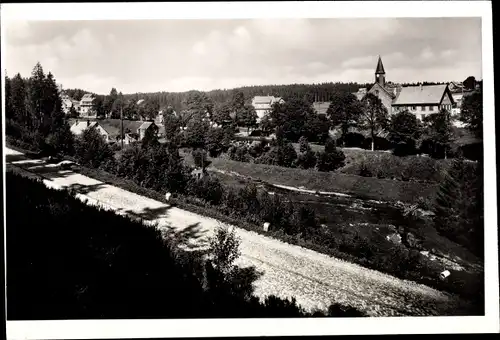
[{"left": 204, "top": 157, "right": 439, "bottom": 204}]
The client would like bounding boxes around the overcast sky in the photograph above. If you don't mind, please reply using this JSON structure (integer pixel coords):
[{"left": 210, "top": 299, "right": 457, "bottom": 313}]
[{"left": 5, "top": 18, "right": 482, "bottom": 95}]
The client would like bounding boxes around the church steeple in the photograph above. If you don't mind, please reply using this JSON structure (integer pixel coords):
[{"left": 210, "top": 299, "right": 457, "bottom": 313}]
[{"left": 375, "top": 55, "right": 386, "bottom": 88}]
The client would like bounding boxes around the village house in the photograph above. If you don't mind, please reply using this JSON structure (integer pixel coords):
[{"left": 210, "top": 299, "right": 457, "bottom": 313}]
[
  {"left": 137, "top": 121, "right": 159, "bottom": 140},
  {"left": 70, "top": 120, "right": 111, "bottom": 143},
  {"left": 251, "top": 95, "right": 284, "bottom": 122},
  {"left": 79, "top": 93, "right": 96, "bottom": 118},
  {"left": 391, "top": 84, "right": 454, "bottom": 120}
]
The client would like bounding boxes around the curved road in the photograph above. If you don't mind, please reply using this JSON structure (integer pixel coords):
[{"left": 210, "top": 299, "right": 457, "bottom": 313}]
[{"left": 5, "top": 147, "right": 464, "bottom": 316}]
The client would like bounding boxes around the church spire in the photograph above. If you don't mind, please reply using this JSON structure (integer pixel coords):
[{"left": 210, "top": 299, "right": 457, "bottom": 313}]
[
  {"left": 375, "top": 55, "right": 385, "bottom": 74},
  {"left": 375, "top": 55, "right": 386, "bottom": 87}
]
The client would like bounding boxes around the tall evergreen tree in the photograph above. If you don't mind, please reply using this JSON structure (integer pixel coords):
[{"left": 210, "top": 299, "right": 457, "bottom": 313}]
[
  {"left": 433, "top": 157, "right": 483, "bottom": 256},
  {"left": 5, "top": 75, "right": 13, "bottom": 119},
  {"left": 27, "top": 62, "right": 47, "bottom": 131}
]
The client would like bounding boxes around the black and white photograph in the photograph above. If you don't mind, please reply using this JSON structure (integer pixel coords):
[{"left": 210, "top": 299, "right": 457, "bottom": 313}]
[{"left": 2, "top": 1, "right": 498, "bottom": 338}]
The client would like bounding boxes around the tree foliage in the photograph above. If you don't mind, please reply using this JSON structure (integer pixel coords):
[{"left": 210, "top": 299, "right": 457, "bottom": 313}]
[
  {"left": 389, "top": 110, "right": 421, "bottom": 156},
  {"left": 433, "top": 157, "right": 483, "bottom": 256},
  {"left": 6, "top": 63, "right": 75, "bottom": 155},
  {"left": 460, "top": 89, "right": 483, "bottom": 139},
  {"left": 422, "top": 109, "right": 454, "bottom": 159},
  {"left": 269, "top": 97, "right": 328, "bottom": 143},
  {"left": 75, "top": 126, "right": 114, "bottom": 168},
  {"left": 360, "top": 93, "right": 389, "bottom": 151},
  {"left": 316, "top": 138, "right": 346, "bottom": 172},
  {"left": 327, "top": 91, "right": 363, "bottom": 145}
]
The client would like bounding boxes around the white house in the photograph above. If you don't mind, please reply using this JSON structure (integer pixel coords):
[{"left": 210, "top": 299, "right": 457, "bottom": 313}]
[
  {"left": 391, "top": 84, "right": 454, "bottom": 121},
  {"left": 251, "top": 96, "right": 284, "bottom": 122},
  {"left": 70, "top": 120, "right": 111, "bottom": 143},
  {"left": 79, "top": 93, "right": 95, "bottom": 118}
]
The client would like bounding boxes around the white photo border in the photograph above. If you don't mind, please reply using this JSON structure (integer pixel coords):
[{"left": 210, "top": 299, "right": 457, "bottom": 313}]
[{"left": 2, "top": 1, "right": 497, "bottom": 338}]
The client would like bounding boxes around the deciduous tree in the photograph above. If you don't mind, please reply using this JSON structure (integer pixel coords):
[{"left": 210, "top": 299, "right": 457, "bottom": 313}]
[
  {"left": 422, "top": 109, "right": 454, "bottom": 159},
  {"left": 460, "top": 89, "right": 483, "bottom": 139},
  {"left": 360, "top": 93, "right": 389, "bottom": 151},
  {"left": 326, "top": 91, "right": 362, "bottom": 146}
]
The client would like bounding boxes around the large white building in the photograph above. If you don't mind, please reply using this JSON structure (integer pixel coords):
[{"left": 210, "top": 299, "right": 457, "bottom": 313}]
[
  {"left": 79, "top": 93, "right": 95, "bottom": 118},
  {"left": 251, "top": 95, "right": 284, "bottom": 122}
]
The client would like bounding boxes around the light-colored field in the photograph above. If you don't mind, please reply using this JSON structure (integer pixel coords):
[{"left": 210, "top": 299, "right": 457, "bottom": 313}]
[{"left": 5, "top": 147, "right": 466, "bottom": 316}]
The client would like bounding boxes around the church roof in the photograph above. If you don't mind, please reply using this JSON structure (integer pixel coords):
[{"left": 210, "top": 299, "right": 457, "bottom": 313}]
[{"left": 375, "top": 56, "right": 385, "bottom": 74}]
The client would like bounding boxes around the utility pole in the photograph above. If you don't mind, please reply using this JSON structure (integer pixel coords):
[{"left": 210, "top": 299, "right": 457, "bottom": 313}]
[{"left": 120, "top": 102, "right": 124, "bottom": 150}]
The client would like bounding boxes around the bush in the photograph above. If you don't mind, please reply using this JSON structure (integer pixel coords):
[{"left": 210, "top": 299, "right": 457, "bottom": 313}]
[
  {"left": 316, "top": 149, "right": 346, "bottom": 172},
  {"left": 229, "top": 145, "right": 252, "bottom": 163},
  {"left": 256, "top": 142, "right": 297, "bottom": 168},
  {"left": 362, "top": 136, "right": 391, "bottom": 151},
  {"left": 295, "top": 149, "right": 317, "bottom": 169},
  {"left": 358, "top": 162, "right": 373, "bottom": 177},
  {"left": 207, "top": 226, "right": 241, "bottom": 275},
  {"left": 458, "top": 142, "right": 483, "bottom": 162},
  {"left": 192, "top": 148, "right": 210, "bottom": 169},
  {"left": 74, "top": 127, "right": 114, "bottom": 168},
  {"left": 393, "top": 138, "right": 417, "bottom": 157},
  {"left": 188, "top": 176, "right": 225, "bottom": 206},
  {"left": 338, "top": 132, "right": 366, "bottom": 148}
]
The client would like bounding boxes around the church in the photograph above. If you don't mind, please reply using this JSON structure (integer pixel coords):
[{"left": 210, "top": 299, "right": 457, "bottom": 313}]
[{"left": 358, "top": 56, "right": 455, "bottom": 121}]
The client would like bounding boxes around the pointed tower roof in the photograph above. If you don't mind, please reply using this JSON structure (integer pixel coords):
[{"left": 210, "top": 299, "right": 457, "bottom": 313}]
[{"left": 375, "top": 56, "right": 385, "bottom": 74}]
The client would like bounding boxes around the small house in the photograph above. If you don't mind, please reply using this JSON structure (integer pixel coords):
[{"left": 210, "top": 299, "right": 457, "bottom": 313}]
[
  {"left": 137, "top": 121, "right": 159, "bottom": 140},
  {"left": 70, "top": 120, "right": 111, "bottom": 143}
]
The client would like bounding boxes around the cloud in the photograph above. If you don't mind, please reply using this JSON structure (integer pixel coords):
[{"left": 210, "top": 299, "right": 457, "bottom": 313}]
[{"left": 4, "top": 18, "right": 482, "bottom": 93}]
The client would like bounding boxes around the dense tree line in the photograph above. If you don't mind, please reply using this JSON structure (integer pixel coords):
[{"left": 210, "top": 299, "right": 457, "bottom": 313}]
[
  {"left": 5, "top": 63, "right": 74, "bottom": 156},
  {"left": 7, "top": 171, "right": 364, "bottom": 319},
  {"left": 123, "top": 82, "right": 371, "bottom": 115}
]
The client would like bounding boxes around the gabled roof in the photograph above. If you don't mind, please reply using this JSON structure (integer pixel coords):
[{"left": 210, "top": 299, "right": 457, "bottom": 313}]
[
  {"left": 370, "top": 82, "right": 396, "bottom": 99},
  {"left": 392, "top": 84, "right": 451, "bottom": 105},
  {"left": 252, "top": 96, "right": 283, "bottom": 105},
  {"left": 312, "top": 101, "right": 331, "bottom": 115},
  {"left": 375, "top": 56, "right": 385, "bottom": 74},
  {"left": 80, "top": 93, "right": 95, "bottom": 103},
  {"left": 138, "top": 121, "right": 157, "bottom": 130},
  {"left": 70, "top": 121, "right": 99, "bottom": 135},
  {"left": 97, "top": 119, "right": 144, "bottom": 138}
]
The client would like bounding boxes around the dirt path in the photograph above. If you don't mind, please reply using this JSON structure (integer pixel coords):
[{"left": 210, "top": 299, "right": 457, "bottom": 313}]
[{"left": 5, "top": 147, "right": 464, "bottom": 316}]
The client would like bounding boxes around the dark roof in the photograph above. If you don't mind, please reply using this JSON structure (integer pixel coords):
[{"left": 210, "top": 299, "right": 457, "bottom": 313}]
[
  {"left": 375, "top": 56, "right": 385, "bottom": 74},
  {"left": 97, "top": 119, "right": 144, "bottom": 137}
]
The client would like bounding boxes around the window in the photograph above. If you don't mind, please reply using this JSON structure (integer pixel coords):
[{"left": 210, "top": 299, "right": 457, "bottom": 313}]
[
  {"left": 421, "top": 106, "right": 426, "bottom": 111},
  {"left": 429, "top": 106, "right": 434, "bottom": 111},
  {"left": 412, "top": 106, "right": 417, "bottom": 111}
]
